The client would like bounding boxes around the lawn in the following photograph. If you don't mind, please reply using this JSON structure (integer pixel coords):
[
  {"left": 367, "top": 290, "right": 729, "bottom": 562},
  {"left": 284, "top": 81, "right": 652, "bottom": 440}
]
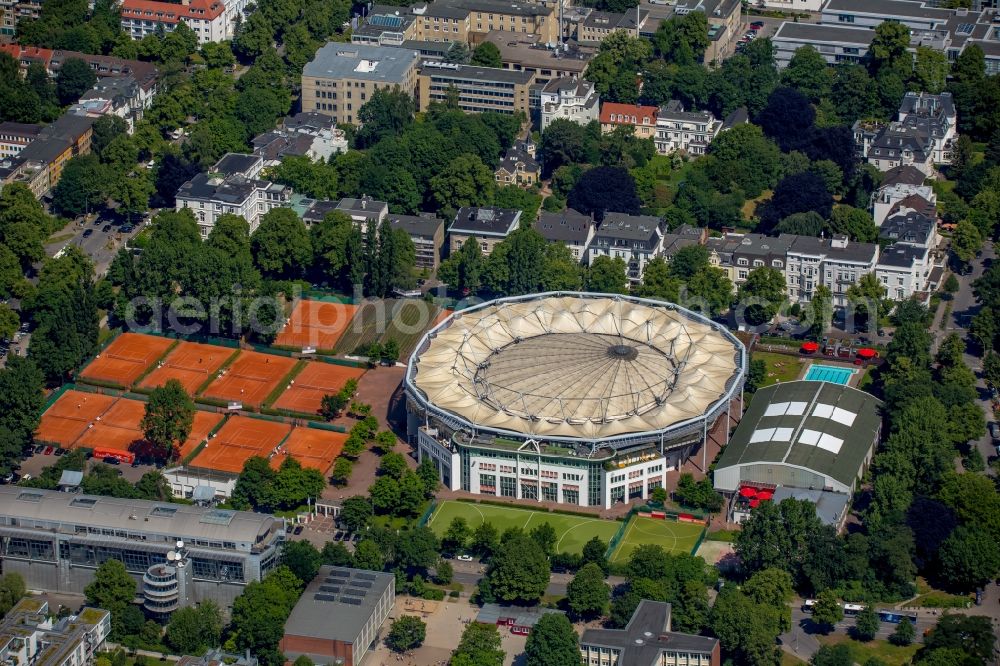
[
  {"left": 426, "top": 500, "right": 621, "bottom": 556},
  {"left": 780, "top": 652, "right": 807, "bottom": 666},
  {"left": 815, "top": 635, "right": 920, "bottom": 666},
  {"left": 608, "top": 516, "right": 705, "bottom": 564},
  {"left": 753, "top": 351, "right": 805, "bottom": 387}
]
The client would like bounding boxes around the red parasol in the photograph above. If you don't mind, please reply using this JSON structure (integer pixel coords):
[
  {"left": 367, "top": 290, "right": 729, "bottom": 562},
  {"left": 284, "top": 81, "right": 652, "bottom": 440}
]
[
  {"left": 756, "top": 489, "right": 774, "bottom": 501},
  {"left": 801, "top": 342, "right": 819, "bottom": 353},
  {"left": 739, "top": 487, "right": 757, "bottom": 498},
  {"left": 857, "top": 348, "right": 877, "bottom": 359},
  {"left": 749, "top": 499, "right": 761, "bottom": 508}
]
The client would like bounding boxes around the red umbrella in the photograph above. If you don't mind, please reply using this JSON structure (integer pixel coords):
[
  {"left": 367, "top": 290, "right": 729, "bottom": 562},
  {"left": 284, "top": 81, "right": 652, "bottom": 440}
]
[
  {"left": 739, "top": 487, "right": 757, "bottom": 498},
  {"left": 756, "top": 489, "right": 774, "bottom": 501},
  {"left": 801, "top": 342, "right": 819, "bottom": 353},
  {"left": 857, "top": 348, "right": 877, "bottom": 359},
  {"left": 749, "top": 499, "right": 760, "bottom": 508}
]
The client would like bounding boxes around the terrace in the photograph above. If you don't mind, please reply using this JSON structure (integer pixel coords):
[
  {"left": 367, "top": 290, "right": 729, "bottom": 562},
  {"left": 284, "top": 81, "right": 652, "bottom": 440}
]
[{"left": 452, "top": 430, "right": 615, "bottom": 459}]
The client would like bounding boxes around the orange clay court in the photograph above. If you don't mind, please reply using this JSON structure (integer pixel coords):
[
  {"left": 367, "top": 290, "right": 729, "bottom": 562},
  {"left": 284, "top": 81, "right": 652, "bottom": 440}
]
[
  {"left": 79, "top": 333, "right": 174, "bottom": 386},
  {"left": 201, "top": 351, "right": 296, "bottom": 408},
  {"left": 270, "top": 428, "right": 347, "bottom": 473},
  {"left": 189, "top": 415, "right": 291, "bottom": 474},
  {"left": 35, "top": 390, "right": 117, "bottom": 447},
  {"left": 138, "top": 341, "right": 234, "bottom": 394},
  {"left": 271, "top": 362, "right": 365, "bottom": 415},
  {"left": 75, "top": 397, "right": 147, "bottom": 453},
  {"left": 172, "top": 411, "right": 226, "bottom": 461},
  {"left": 274, "top": 300, "right": 358, "bottom": 350}
]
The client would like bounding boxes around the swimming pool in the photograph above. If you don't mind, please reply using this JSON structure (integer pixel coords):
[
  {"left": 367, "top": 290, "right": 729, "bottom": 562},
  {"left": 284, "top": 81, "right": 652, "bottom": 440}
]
[{"left": 803, "top": 364, "right": 856, "bottom": 385}]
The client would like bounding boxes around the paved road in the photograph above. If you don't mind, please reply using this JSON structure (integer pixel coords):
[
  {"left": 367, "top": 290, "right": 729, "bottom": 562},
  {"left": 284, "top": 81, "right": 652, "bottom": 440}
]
[
  {"left": 779, "top": 608, "right": 935, "bottom": 663},
  {"left": 45, "top": 213, "right": 146, "bottom": 278},
  {"left": 933, "top": 243, "right": 998, "bottom": 473}
]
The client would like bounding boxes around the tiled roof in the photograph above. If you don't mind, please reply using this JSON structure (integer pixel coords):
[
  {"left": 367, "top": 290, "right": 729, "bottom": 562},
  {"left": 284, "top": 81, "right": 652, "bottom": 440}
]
[{"left": 600, "top": 102, "right": 657, "bottom": 126}]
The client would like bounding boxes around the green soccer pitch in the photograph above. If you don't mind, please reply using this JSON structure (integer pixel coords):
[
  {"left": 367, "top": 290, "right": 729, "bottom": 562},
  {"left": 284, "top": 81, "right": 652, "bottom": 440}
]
[
  {"left": 426, "top": 500, "right": 622, "bottom": 556},
  {"left": 608, "top": 515, "right": 706, "bottom": 564}
]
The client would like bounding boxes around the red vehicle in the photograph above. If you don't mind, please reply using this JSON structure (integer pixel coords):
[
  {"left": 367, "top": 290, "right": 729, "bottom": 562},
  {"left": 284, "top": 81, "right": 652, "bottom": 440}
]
[
  {"left": 748, "top": 24, "right": 761, "bottom": 31},
  {"left": 43, "top": 446, "right": 54, "bottom": 455},
  {"left": 751, "top": 20, "right": 765, "bottom": 27}
]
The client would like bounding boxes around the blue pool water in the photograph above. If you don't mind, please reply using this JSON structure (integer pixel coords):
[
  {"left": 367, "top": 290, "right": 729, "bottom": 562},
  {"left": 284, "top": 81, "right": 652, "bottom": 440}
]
[{"left": 804, "top": 364, "right": 855, "bottom": 385}]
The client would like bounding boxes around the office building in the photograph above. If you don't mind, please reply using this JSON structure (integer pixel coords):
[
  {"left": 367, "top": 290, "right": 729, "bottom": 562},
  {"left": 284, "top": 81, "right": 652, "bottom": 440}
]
[
  {"left": 0, "top": 487, "right": 284, "bottom": 610},
  {"left": 580, "top": 601, "right": 720, "bottom": 666},
  {"left": 539, "top": 77, "right": 599, "bottom": 131},
  {"left": 588, "top": 213, "right": 665, "bottom": 283},
  {"left": 772, "top": 22, "right": 875, "bottom": 67},
  {"left": 0, "top": 122, "right": 41, "bottom": 159},
  {"left": 655, "top": 100, "right": 722, "bottom": 156},
  {"left": 821, "top": 0, "right": 953, "bottom": 31},
  {"left": 280, "top": 566, "right": 394, "bottom": 666},
  {"left": 416, "top": 61, "right": 535, "bottom": 115},
  {"left": 351, "top": 5, "right": 418, "bottom": 45},
  {"left": 448, "top": 206, "right": 522, "bottom": 255},
  {"left": 175, "top": 153, "right": 291, "bottom": 237},
  {"left": 0, "top": 599, "right": 110, "bottom": 666},
  {"left": 482, "top": 32, "right": 595, "bottom": 85},
  {"left": 387, "top": 212, "right": 444, "bottom": 270},
  {"left": 578, "top": 9, "right": 648, "bottom": 43},
  {"left": 535, "top": 208, "right": 595, "bottom": 262},
  {"left": 301, "top": 43, "right": 420, "bottom": 125}
]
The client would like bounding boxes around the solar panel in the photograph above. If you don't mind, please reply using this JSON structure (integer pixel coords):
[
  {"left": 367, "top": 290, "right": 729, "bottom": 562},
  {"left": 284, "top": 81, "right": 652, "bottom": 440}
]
[
  {"left": 319, "top": 585, "right": 341, "bottom": 593},
  {"left": 957, "top": 22, "right": 974, "bottom": 34},
  {"left": 70, "top": 498, "right": 97, "bottom": 507},
  {"left": 370, "top": 14, "right": 403, "bottom": 28},
  {"left": 345, "top": 587, "right": 368, "bottom": 597},
  {"left": 314, "top": 594, "right": 338, "bottom": 602},
  {"left": 353, "top": 580, "right": 373, "bottom": 589},
  {"left": 356, "top": 572, "right": 378, "bottom": 581},
  {"left": 340, "top": 597, "right": 362, "bottom": 606}
]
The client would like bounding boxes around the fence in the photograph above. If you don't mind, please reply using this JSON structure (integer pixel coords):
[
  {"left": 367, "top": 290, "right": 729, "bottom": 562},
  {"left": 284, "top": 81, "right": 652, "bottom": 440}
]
[
  {"left": 416, "top": 500, "right": 438, "bottom": 528},
  {"left": 603, "top": 502, "right": 709, "bottom": 560},
  {"left": 306, "top": 420, "right": 347, "bottom": 433},
  {"left": 40, "top": 383, "right": 74, "bottom": 413},
  {"left": 690, "top": 525, "right": 709, "bottom": 556}
]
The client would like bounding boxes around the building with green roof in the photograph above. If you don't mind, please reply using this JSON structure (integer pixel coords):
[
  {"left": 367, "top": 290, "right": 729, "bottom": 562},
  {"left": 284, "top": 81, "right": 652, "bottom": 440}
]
[{"left": 714, "top": 381, "right": 881, "bottom": 525}]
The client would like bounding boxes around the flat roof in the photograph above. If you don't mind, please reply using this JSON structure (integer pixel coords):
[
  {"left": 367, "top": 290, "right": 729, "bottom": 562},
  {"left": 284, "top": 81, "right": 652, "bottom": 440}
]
[
  {"left": 771, "top": 486, "right": 849, "bottom": 527},
  {"left": 419, "top": 61, "right": 534, "bottom": 84},
  {"left": 773, "top": 21, "right": 876, "bottom": 46},
  {"left": 715, "top": 381, "right": 881, "bottom": 489},
  {"left": 822, "top": 0, "right": 954, "bottom": 21},
  {"left": 283, "top": 566, "right": 393, "bottom": 644},
  {"left": 303, "top": 42, "right": 418, "bottom": 82}
]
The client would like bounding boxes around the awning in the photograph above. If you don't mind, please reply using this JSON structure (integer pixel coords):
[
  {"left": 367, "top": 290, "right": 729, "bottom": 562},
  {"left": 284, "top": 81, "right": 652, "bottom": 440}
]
[
  {"left": 739, "top": 487, "right": 757, "bottom": 498},
  {"left": 857, "top": 348, "right": 877, "bottom": 359},
  {"left": 756, "top": 489, "right": 774, "bottom": 501},
  {"left": 800, "top": 342, "right": 819, "bottom": 353},
  {"left": 749, "top": 498, "right": 760, "bottom": 508}
]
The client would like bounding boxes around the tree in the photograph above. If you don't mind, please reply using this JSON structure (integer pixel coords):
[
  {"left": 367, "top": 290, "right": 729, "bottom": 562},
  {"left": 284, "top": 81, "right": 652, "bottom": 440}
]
[
  {"left": 321, "top": 541, "right": 352, "bottom": 566},
  {"left": 761, "top": 171, "right": 833, "bottom": 232},
  {"left": 443, "top": 517, "right": 471, "bottom": 556},
  {"left": 811, "top": 589, "right": 843, "bottom": 633},
  {"left": 251, "top": 208, "right": 311, "bottom": 279},
  {"left": 710, "top": 586, "right": 783, "bottom": 666},
  {"left": 529, "top": 522, "right": 557, "bottom": 557},
  {"left": 782, "top": 46, "right": 832, "bottom": 102},
  {"left": 870, "top": 20, "right": 911, "bottom": 76},
  {"left": 229, "top": 567, "right": 303, "bottom": 666},
  {"left": 951, "top": 219, "right": 983, "bottom": 266},
  {"left": 936, "top": 525, "right": 1000, "bottom": 591},
  {"left": 776, "top": 211, "right": 825, "bottom": 237},
  {"left": 369, "top": 476, "right": 400, "bottom": 514},
  {"left": 416, "top": 457, "right": 439, "bottom": 496},
  {"left": 140, "top": 379, "right": 195, "bottom": 460},
  {"left": 487, "top": 534, "right": 550, "bottom": 604},
  {"left": 854, "top": 605, "right": 880, "bottom": 642},
  {"left": 471, "top": 521, "right": 500, "bottom": 558},
  {"left": 922, "top": 614, "right": 995, "bottom": 664},
  {"left": 585, "top": 256, "right": 628, "bottom": 294},
  {"left": 429, "top": 154, "right": 494, "bottom": 213},
  {"left": 451, "top": 622, "right": 505, "bottom": 666},
  {"left": 739, "top": 266, "right": 786, "bottom": 327},
  {"left": 471, "top": 42, "right": 502, "bottom": 68},
  {"left": 890, "top": 617, "right": 915, "bottom": 646},
  {"left": 524, "top": 613, "right": 579, "bottom": 666},
  {"left": 827, "top": 206, "right": 878, "bottom": 243},
  {"left": 568, "top": 166, "right": 640, "bottom": 221},
  {"left": 811, "top": 644, "right": 853, "bottom": 666},
  {"left": 320, "top": 393, "right": 348, "bottom": 419},
  {"left": 386, "top": 616, "right": 426, "bottom": 653},
  {"left": 378, "top": 451, "right": 407, "bottom": 480},
  {"left": 434, "top": 559, "right": 453, "bottom": 585},
  {"left": 653, "top": 12, "right": 709, "bottom": 64},
  {"left": 51, "top": 154, "right": 110, "bottom": 217},
  {"left": 84, "top": 559, "right": 137, "bottom": 639},
  {"left": 356, "top": 86, "right": 414, "bottom": 147},
  {"left": 438, "top": 236, "right": 484, "bottom": 293},
  {"left": 566, "top": 562, "right": 610, "bottom": 619},
  {"left": 56, "top": 57, "right": 97, "bottom": 105},
  {"left": 330, "top": 457, "right": 352, "bottom": 485},
  {"left": 352, "top": 539, "right": 385, "bottom": 571},
  {"left": 165, "top": 601, "right": 223, "bottom": 654},
  {"left": 282, "top": 540, "right": 322, "bottom": 583},
  {"left": 0, "top": 574, "right": 25, "bottom": 617},
  {"left": 0, "top": 357, "right": 44, "bottom": 475},
  {"left": 914, "top": 46, "right": 948, "bottom": 94}
]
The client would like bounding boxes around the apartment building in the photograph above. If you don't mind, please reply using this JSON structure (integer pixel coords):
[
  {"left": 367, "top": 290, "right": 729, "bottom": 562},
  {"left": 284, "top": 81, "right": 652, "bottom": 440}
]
[
  {"left": 301, "top": 43, "right": 420, "bottom": 125},
  {"left": 416, "top": 61, "right": 535, "bottom": 115},
  {"left": 482, "top": 32, "right": 594, "bottom": 85},
  {"left": 120, "top": 0, "right": 251, "bottom": 43},
  {"left": 448, "top": 206, "right": 522, "bottom": 255},
  {"left": 539, "top": 77, "right": 599, "bottom": 131},
  {"left": 387, "top": 213, "right": 444, "bottom": 270},
  {"left": 871, "top": 164, "right": 934, "bottom": 225},
  {"left": 580, "top": 601, "right": 720, "bottom": 666},
  {"left": 875, "top": 243, "right": 936, "bottom": 301},
  {"left": 0, "top": 113, "right": 95, "bottom": 198},
  {"left": 535, "top": 208, "right": 595, "bottom": 262},
  {"left": 0, "top": 599, "right": 110, "bottom": 666},
  {"left": 578, "top": 9, "right": 648, "bottom": 43},
  {"left": 0, "top": 122, "right": 41, "bottom": 159},
  {"left": 336, "top": 196, "right": 389, "bottom": 232},
  {"left": 705, "top": 233, "right": 793, "bottom": 290},
  {"left": 600, "top": 102, "right": 657, "bottom": 140},
  {"left": 175, "top": 153, "right": 291, "bottom": 237},
  {"left": 785, "top": 234, "right": 880, "bottom": 307},
  {"left": 494, "top": 139, "right": 540, "bottom": 187},
  {"left": 854, "top": 92, "right": 957, "bottom": 175},
  {"left": 879, "top": 209, "right": 938, "bottom": 250},
  {"left": 655, "top": 100, "right": 722, "bottom": 156},
  {"left": 251, "top": 112, "right": 348, "bottom": 166},
  {"left": 588, "top": 213, "right": 664, "bottom": 283},
  {"left": 70, "top": 75, "right": 154, "bottom": 133},
  {"left": 661, "top": 224, "right": 707, "bottom": 262}
]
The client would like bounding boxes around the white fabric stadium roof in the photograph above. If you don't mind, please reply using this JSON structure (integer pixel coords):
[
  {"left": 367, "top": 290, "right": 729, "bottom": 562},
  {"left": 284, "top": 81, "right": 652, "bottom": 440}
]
[{"left": 410, "top": 295, "right": 742, "bottom": 440}]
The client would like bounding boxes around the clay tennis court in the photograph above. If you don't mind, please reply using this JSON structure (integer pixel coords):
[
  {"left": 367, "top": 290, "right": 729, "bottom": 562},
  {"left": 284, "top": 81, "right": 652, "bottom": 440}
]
[
  {"left": 76, "top": 397, "right": 147, "bottom": 453},
  {"left": 271, "top": 362, "right": 365, "bottom": 415},
  {"left": 189, "top": 415, "right": 291, "bottom": 474},
  {"left": 138, "top": 341, "right": 235, "bottom": 394},
  {"left": 201, "top": 351, "right": 297, "bottom": 408},
  {"left": 274, "top": 300, "right": 358, "bottom": 351},
  {"left": 173, "top": 411, "right": 226, "bottom": 461},
  {"left": 270, "top": 427, "right": 347, "bottom": 473},
  {"left": 35, "top": 390, "right": 117, "bottom": 447},
  {"left": 79, "top": 333, "right": 174, "bottom": 387}
]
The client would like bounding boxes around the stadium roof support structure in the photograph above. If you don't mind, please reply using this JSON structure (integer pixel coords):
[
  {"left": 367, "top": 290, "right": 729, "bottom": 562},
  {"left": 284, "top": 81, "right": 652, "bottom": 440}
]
[{"left": 406, "top": 292, "right": 746, "bottom": 446}]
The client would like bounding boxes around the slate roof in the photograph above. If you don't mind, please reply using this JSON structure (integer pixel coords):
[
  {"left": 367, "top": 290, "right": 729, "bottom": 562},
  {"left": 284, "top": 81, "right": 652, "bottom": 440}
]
[
  {"left": 535, "top": 208, "right": 593, "bottom": 243},
  {"left": 581, "top": 601, "right": 718, "bottom": 666}
]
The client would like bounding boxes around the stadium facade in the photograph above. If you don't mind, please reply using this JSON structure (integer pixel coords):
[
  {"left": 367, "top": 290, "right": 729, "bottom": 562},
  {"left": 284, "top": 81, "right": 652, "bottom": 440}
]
[
  {"left": 0, "top": 487, "right": 284, "bottom": 611},
  {"left": 405, "top": 293, "right": 746, "bottom": 509}
]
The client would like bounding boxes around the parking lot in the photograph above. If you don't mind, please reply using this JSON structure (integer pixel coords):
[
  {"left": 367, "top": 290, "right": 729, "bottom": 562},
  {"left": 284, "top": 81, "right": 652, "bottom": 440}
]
[
  {"left": 45, "top": 212, "right": 147, "bottom": 277},
  {"left": 9, "top": 446, "right": 163, "bottom": 486}
]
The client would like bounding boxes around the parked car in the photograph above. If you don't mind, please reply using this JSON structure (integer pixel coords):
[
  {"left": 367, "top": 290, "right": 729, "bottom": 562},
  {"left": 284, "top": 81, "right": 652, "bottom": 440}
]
[
  {"left": 120, "top": 224, "right": 135, "bottom": 233},
  {"left": 103, "top": 456, "right": 120, "bottom": 465},
  {"left": 43, "top": 446, "right": 54, "bottom": 455},
  {"left": 33, "top": 445, "right": 44, "bottom": 454},
  {"left": 457, "top": 554, "right": 474, "bottom": 562},
  {"left": 293, "top": 525, "right": 304, "bottom": 535},
  {"left": 82, "top": 229, "right": 93, "bottom": 238},
  {"left": 748, "top": 24, "right": 761, "bottom": 31},
  {"left": 751, "top": 20, "right": 764, "bottom": 27},
  {"left": 54, "top": 448, "right": 65, "bottom": 456},
  {"left": 989, "top": 422, "right": 1000, "bottom": 441},
  {"left": 102, "top": 224, "right": 112, "bottom": 233}
]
